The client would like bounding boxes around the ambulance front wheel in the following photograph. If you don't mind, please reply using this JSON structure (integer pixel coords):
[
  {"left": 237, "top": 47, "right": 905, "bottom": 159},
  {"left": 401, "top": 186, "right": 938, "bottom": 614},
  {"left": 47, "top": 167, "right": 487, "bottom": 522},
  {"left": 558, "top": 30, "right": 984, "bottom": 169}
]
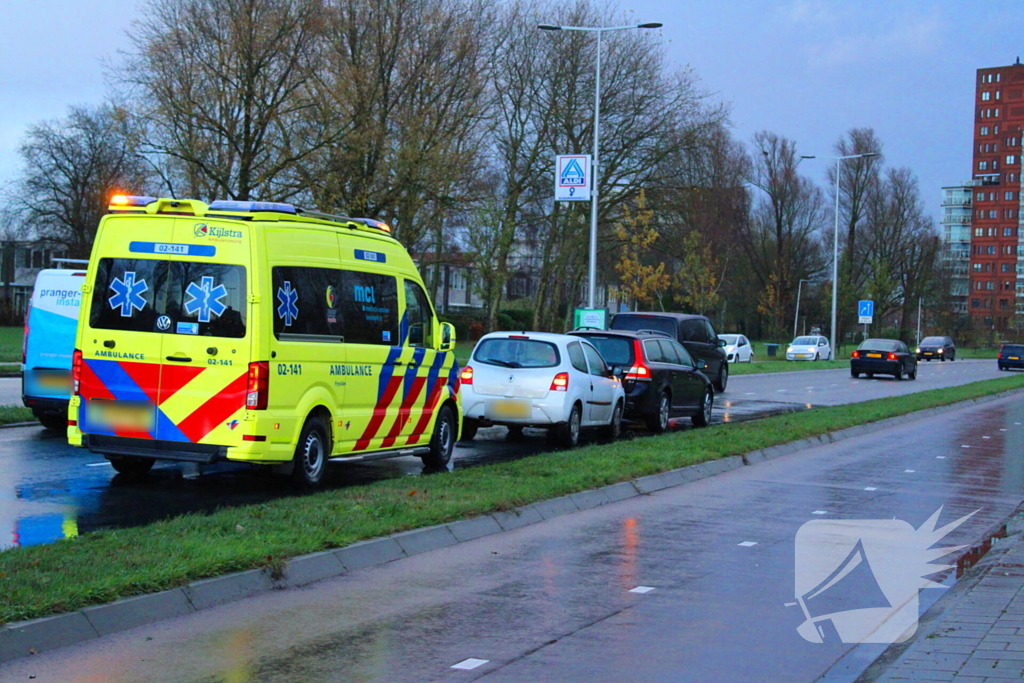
[
  {"left": 108, "top": 456, "right": 155, "bottom": 477},
  {"left": 423, "top": 405, "right": 456, "bottom": 468},
  {"left": 292, "top": 416, "right": 328, "bottom": 488}
]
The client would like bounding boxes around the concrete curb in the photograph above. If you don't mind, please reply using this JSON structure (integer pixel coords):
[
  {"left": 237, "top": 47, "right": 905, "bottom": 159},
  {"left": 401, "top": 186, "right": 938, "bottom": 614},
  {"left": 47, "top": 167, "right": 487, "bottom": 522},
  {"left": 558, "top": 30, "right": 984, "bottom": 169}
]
[{"left": 4, "top": 385, "right": 1024, "bottom": 663}]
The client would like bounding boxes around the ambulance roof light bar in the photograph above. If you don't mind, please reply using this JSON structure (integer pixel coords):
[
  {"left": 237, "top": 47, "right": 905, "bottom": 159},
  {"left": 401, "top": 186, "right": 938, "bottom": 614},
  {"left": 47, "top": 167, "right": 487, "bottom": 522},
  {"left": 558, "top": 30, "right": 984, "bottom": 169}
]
[
  {"left": 208, "top": 200, "right": 297, "bottom": 214},
  {"left": 297, "top": 208, "right": 392, "bottom": 233},
  {"left": 110, "top": 195, "right": 158, "bottom": 208}
]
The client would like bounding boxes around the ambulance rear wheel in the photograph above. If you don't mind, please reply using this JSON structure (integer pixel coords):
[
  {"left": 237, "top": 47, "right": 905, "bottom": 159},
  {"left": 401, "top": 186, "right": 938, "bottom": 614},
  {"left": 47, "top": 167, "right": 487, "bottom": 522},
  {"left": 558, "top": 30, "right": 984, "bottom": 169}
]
[
  {"left": 292, "top": 416, "right": 328, "bottom": 488},
  {"left": 108, "top": 456, "right": 155, "bottom": 477},
  {"left": 423, "top": 405, "right": 456, "bottom": 468},
  {"left": 460, "top": 417, "right": 479, "bottom": 442}
]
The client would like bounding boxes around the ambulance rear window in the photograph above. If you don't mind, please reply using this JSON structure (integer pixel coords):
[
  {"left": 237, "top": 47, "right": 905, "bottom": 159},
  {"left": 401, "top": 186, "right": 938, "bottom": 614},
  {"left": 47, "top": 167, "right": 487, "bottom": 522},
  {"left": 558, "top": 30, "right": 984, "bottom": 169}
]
[{"left": 89, "top": 258, "right": 247, "bottom": 338}]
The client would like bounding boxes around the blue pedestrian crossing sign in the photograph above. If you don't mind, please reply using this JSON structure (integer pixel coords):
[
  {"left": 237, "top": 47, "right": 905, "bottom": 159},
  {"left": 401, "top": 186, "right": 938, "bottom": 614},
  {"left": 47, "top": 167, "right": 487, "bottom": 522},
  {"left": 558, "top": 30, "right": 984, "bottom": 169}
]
[
  {"left": 858, "top": 300, "right": 874, "bottom": 324},
  {"left": 555, "top": 155, "right": 591, "bottom": 202}
]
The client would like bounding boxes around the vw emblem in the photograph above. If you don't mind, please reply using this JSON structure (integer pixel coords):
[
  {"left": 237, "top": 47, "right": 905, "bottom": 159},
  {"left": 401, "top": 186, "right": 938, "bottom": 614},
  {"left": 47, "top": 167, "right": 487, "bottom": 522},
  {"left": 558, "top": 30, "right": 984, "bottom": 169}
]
[
  {"left": 157, "top": 315, "right": 172, "bottom": 331},
  {"left": 508, "top": 374, "right": 515, "bottom": 384}
]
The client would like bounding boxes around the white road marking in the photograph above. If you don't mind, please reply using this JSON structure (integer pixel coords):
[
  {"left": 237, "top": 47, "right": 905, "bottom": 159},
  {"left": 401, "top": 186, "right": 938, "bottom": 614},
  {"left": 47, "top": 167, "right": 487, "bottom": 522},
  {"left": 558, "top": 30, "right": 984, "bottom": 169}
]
[
  {"left": 1000, "top": 429, "right": 1008, "bottom": 432},
  {"left": 936, "top": 456, "right": 946, "bottom": 459},
  {"left": 864, "top": 487, "right": 877, "bottom": 491},
  {"left": 982, "top": 436, "right": 991, "bottom": 440},
  {"left": 961, "top": 445, "right": 971, "bottom": 448},
  {"left": 745, "top": 392, "right": 756, "bottom": 395},
  {"left": 86, "top": 462, "right": 112, "bottom": 467},
  {"left": 451, "top": 659, "right": 489, "bottom": 671},
  {"left": 784, "top": 602, "right": 797, "bottom": 607},
  {"left": 812, "top": 510, "right": 827, "bottom": 515},
  {"left": 738, "top": 541, "right": 758, "bottom": 547},
  {"left": 629, "top": 586, "right": 656, "bottom": 594},
  {"left": 904, "top": 469, "right": 915, "bottom": 473}
]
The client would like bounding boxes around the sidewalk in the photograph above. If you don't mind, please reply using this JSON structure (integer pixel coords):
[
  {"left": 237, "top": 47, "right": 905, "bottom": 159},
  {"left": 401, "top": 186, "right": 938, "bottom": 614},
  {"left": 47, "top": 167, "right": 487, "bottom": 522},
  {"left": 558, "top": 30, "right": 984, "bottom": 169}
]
[{"left": 873, "top": 512, "right": 1024, "bottom": 682}]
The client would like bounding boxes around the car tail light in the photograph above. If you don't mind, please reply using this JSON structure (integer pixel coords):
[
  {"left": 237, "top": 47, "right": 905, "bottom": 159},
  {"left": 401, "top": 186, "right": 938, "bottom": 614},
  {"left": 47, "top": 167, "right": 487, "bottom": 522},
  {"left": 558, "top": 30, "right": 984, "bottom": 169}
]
[
  {"left": 887, "top": 353, "right": 897, "bottom": 361},
  {"left": 851, "top": 351, "right": 860, "bottom": 358},
  {"left": 246, "top": 361, "right": 269, "bottom": 409},
  {"left": 460, "top": 365, "right": 474, "bottom": 385},
  {"left": 625, "top": 365, "right": 652, "bottom": 381},
  {"left": 999, "top": 353, "right": 1004, "bottom": 359},
  {"left": 550, "top": 372, "right": 569, "bottom": 391},
  {"left": 72, "top": 348, "right": 83, "bottom": 395}
]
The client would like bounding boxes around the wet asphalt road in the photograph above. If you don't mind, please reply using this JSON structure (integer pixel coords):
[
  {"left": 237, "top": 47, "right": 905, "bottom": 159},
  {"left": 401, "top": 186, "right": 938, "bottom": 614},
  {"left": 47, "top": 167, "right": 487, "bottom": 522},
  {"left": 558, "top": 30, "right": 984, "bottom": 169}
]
[
  {"left": 9, "top": 385, "right": 1024, "bottom": 682},
  {"left": 0, "top": 360, "right": 1002, "bottom": 549}
]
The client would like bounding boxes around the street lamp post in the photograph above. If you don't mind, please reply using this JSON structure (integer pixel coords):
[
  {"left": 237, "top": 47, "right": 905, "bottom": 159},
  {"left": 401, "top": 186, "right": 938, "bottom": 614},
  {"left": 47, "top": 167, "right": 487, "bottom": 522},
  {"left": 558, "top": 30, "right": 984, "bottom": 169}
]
[
  {"left": 539, "top": 21, "right": 662, "bottom": 310},
  {"left": 800, "top": 152, "right": 878, "bottom": 359},
  {"left": 793, "top": 278, "right": 810, "bottom": 340}
]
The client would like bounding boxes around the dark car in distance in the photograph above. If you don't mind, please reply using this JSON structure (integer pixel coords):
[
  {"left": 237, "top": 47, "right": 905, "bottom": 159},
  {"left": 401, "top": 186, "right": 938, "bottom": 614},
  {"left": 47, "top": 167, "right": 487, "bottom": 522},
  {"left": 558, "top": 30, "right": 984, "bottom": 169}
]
[
  {"left": 609, "top": 312, "right": 729, "bottom": 393},
  {"left": 568, "top": 329, "right": 713, "bottom": 432},
  {"left": 998, "top": 344, "right": 1024, "bottom": 371},
  {"left": 851, "top": 338, "right": 918, "bottom": 380},
  {"left": 916, "top": 336, "right": 956, "bottom": 361}
]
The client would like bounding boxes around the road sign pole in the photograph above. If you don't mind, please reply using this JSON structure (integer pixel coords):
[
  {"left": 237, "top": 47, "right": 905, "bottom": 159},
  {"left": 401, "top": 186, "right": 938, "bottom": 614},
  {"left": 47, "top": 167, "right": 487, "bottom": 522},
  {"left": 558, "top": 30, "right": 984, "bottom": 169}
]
[{"left": 587, "top": 30, "right": 602, "bottom": 310}]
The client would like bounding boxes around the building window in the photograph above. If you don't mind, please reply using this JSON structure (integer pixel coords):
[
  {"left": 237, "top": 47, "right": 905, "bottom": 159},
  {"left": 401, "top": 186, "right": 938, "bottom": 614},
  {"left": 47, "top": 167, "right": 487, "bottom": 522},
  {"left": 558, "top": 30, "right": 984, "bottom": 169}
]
[
  {"left": 996, "top": 109, "right": 1001, "bottom": 117},
  {"left": 1008, "top": 155, "right": 1017, "bottom": 165},
  {"left": 982, "top": 126, "right": 990, "bottom": 135},
  {"left": 977, "top": 191, "right": 985, "bottom": 200},
  {"left": 980, "top": 160, "right": 989, "bottom": 170},
  {"left": 1001, "top": 299, "right": 1009, "bottom": 308},
  {"left": 1002, "top": 263, "right": 1012, "bottom": 272},
  {"left": 975, "top": 227, "right": 984, "bottom": 236},
  {"left": 996, "top": 125, "right": 1001, "bottom": 134},
  {"left": 1005, "top": 227, "right": 1015, "bottom": 236},
  {"left": 1006, "top": 191, "right": 1016, "bottom": 200},
  {"left": 973, "top": 298, "right": 981, "bottom": 308},
  {"left": 997, "top": 90, "right": 1003, "bottom": 100},
  {"left": 975, "top": 263, "right": 983, "bottom": 272},
  {"left": 987, "top": 263, "right": 994, "bottom": 271},
  {"left": 993, "top": 159, "right": 1000, "bottom": 169},
  {"left": 988, "top": 245, "right": 997, "bottom": 254},
  {"left": 990, "top": 210, "right": 999, "bottom": 219},
  {"left": 988, "top": 281, "right": 995, "bottom": 290},
  {"left": 982, "top": 92, "right": 991, "bottom": 101},
  {"left": 1006, "top": 281, "right": 1015, "bottom": 290}
]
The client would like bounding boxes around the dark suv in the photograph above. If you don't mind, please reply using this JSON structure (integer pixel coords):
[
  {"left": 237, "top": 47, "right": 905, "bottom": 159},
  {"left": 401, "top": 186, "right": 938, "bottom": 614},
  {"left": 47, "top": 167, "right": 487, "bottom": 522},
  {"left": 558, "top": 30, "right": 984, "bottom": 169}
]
[
  {"left": 609, "top": 312, "right": 729, "bottom": 392},
  {"left": 568, "top": 330, "right": 713, "bottom": 432},
  {"left": 998, "top": 344, "right": 1024, "bottom": 371}
]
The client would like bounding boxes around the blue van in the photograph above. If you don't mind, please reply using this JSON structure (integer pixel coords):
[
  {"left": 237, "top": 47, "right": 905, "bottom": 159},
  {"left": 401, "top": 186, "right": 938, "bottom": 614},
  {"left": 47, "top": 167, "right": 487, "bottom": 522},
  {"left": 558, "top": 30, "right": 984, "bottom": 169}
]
[{"left": 22, "top": 268, "right": 86, "bottom": 431}]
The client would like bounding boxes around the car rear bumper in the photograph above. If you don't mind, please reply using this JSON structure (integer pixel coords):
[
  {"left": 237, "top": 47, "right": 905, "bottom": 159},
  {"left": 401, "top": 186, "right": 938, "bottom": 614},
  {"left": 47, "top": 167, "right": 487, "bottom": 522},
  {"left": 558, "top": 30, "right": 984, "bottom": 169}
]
[
  {"left": 22, "top": 395, "right": 69, "bottom": 415},
  {"left": 623, "top": 382, "right": 658, "bottom": 420},
  {"left": 83, "top": 434, "right": 227, "bottom": 464},
  {"left": 462, "top": 391, "right": 570, "bottom": 427},
  {"left": 999, "top": 358, "right": 1024, "bottom": 369},
  {"left": 851, "top": 359, "right": 901, "bottom": 374}
]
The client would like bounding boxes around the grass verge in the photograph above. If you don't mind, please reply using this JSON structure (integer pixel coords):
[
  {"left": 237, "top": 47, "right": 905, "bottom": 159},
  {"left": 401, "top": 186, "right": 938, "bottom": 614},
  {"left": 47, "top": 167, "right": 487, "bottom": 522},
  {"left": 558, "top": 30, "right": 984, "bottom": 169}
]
[
  {"left": 0, "top": 406, "right": 33, "bottom": 425},
  {"left": 4, "top": 374, "right": 1024, "bottom": 626},
  {"left": 730, "top": 359, "right": 848, "bottom": 375}
]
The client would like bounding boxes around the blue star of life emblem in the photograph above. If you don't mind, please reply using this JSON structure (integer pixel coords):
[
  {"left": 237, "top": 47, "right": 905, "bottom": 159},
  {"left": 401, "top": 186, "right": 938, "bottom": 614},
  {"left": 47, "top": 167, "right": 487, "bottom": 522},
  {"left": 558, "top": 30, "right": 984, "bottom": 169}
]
[
  {"left": 277, "top": 281, "right": 299, "bottom": 326},
  {"left": 184, "top": 276, "right": 228, "bottom": 323},
  {"left": 109, "top": 271, "right": 148, "bottom": 317}
]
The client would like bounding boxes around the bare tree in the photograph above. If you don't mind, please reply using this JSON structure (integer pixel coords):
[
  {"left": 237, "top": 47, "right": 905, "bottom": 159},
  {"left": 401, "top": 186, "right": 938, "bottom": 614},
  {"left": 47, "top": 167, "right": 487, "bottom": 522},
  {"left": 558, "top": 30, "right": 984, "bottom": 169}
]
[
  {"left": 742, "top": 131, "right": 828, "bottom": 338},
  {"left": 15, "top": 105, "right": 150, "bottom": 257},
  {"left": 120, "top": 0, "right": 329, "bottom": 201}
]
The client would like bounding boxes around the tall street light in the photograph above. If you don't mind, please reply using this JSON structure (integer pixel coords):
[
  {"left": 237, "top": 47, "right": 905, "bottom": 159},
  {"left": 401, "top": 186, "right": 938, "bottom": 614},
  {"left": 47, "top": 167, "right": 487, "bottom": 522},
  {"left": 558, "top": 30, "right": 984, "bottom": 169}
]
[
  {"left": 793, "top": 278, "right": 810, "bottom": 339},
  {"left": 539, "top": 21, "right": 663, "bottom": 310},
  {"left": 800, "top": 152, "right": 878, "bottom": 359}
]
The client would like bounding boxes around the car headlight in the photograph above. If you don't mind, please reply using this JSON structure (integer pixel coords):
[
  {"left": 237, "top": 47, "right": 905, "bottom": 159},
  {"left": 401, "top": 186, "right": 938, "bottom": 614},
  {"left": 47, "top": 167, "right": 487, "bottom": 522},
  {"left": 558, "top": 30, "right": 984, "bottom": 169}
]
[
  {"left": 787, "top": 347, "right": 795, "bottom": 353},
  {"left": 938, "top": 349, "right": 943, "bottom": 353},
  {"left": 915, "top": 347, "right": 920, "bottom": 353}
]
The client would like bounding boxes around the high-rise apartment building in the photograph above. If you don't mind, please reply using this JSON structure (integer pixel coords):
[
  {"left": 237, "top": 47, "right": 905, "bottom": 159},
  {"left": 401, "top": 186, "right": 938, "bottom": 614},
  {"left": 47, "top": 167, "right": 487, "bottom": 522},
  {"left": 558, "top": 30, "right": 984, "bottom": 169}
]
[
  {"left": 969, "top": 62, "right": 1024, "bottom": 330},
  {"left": 941, "top": 183, "right": 972, "bottom": 316}
]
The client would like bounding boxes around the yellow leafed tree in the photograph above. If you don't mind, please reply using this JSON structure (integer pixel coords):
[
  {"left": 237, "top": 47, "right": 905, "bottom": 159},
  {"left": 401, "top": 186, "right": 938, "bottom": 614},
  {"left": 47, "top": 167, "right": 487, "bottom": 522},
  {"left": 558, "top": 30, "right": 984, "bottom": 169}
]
[{"left": 615, "top": 191, "right": 669, "bottom": 310}]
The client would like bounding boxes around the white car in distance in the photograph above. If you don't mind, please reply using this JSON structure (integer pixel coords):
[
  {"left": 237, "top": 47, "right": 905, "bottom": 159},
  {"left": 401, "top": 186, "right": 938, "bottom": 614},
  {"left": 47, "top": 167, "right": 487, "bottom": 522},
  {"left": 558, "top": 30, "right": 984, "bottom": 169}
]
[
  {"left": 459, "top": 332, "right": 625, "bottom": 448},
  {"left": 718, "top": 334, "right": 753, "bottom": 363},
  {"left": 786, "top": 335, "right": 832, "bottom": 361}
]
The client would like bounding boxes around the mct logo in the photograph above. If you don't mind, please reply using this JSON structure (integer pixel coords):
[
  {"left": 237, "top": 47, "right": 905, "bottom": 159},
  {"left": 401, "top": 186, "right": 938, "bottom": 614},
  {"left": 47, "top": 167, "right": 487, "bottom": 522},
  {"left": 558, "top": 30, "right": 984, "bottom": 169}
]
[
  {"left": 354, "top": 285, "right": 376, "bottom": 304},
  {"left": 789, "top": 507, "right": 976, "bottom": 644}
]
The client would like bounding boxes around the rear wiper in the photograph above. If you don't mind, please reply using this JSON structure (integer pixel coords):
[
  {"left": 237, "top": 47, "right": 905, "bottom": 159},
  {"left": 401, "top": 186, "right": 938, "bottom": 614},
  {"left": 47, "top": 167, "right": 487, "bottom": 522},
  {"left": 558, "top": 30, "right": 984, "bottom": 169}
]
[{"left": 486, "top": 359, "right": 516, "bottom": 368}]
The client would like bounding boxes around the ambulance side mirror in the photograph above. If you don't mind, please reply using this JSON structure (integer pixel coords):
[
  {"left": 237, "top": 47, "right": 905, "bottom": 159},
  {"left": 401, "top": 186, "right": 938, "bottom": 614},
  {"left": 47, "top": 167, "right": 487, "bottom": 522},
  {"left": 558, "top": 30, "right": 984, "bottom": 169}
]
[{"left": 440, "top": 322, "right": 456, "bottom": 351}]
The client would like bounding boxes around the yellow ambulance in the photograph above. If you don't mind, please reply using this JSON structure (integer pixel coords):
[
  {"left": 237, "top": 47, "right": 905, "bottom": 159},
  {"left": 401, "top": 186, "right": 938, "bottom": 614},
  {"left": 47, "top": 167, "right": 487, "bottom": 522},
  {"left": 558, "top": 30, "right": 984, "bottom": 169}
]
[{"left": 68, "top": 196, "right": 460, "bottom": 487}]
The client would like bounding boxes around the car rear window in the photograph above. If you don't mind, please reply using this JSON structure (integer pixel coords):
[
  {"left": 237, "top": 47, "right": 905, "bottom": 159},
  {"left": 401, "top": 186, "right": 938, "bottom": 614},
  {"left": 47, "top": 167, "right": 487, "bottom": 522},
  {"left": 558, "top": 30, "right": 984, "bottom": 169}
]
[
  {"left": 858, "top": 339, "right": 899, "bottom": 352},
  {"left": 90, "top": 258, "right": 247, "bottom": 338},
  {"left": 1002, "top": 344, "right": 1024, "bottom": 354},
  {"left": 921, "top": 337, "right": 946, "bottom": 345},
  {"left": 579, "top": 336, "right": 634, "bottom": 366},
  {"left": 474, "top": 338, "right": 560, "bottom": 368},
  {"left": 610, "top": 315, "right": 675, "bottom": 338}
]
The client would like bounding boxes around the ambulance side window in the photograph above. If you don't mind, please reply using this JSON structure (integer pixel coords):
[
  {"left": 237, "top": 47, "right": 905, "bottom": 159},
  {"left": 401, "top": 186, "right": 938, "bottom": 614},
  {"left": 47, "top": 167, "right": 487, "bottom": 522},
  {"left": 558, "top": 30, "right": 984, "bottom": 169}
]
[
  {"left": 340, "top": 270, "right": 398, "bottom": 345},
  {"left": 272, "top": 267, "right": 343, "bottom": 341},
  {"left": 403, "top": 280, "right": 434, "bottom": 348}
]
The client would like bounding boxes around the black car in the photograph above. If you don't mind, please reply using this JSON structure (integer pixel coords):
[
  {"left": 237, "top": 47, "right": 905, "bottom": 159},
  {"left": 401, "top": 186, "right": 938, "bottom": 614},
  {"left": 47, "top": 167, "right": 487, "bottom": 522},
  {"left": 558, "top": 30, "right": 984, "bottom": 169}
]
[
  {"left": 998, "top": 344, "right": 1024, "bottom": 370},
  {"left": 609, "top": 312, "right": 729, "bottom": 393},
  {"left": 916, "top": 336, "right": 956, "bottom": 361},
  {"left": 851, "top": 338, "right": 918, "bottom": 380},
  {"left": 568, "top": 330, "right": 713, "bottom": 432}
]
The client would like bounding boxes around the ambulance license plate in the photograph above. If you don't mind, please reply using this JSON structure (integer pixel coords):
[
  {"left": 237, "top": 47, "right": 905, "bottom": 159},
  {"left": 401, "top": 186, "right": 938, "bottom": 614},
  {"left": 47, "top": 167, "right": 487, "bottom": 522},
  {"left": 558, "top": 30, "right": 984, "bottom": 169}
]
[
  {"left": 867, "top": 353, "right": 882, "bottom": 358},
  {"left": 87, "top": 401, "right": 155, "bottom": 432},
  {"left": 487, "top": 399, "right": 532, "bottom": 420}
]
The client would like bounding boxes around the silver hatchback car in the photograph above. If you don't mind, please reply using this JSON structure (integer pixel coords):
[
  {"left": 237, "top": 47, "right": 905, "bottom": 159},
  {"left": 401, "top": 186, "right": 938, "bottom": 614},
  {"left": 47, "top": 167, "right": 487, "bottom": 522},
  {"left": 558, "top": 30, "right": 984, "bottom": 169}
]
[{"left": 459, "top": 331, "right": 625, "bottom": 447}]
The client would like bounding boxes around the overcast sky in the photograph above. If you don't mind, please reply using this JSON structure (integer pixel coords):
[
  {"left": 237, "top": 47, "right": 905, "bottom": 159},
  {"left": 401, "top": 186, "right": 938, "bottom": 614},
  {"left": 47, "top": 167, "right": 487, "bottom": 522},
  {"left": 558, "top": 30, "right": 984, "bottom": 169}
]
[{"left": 2, "top": 0, "right": 1022, "bottom": 223}]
